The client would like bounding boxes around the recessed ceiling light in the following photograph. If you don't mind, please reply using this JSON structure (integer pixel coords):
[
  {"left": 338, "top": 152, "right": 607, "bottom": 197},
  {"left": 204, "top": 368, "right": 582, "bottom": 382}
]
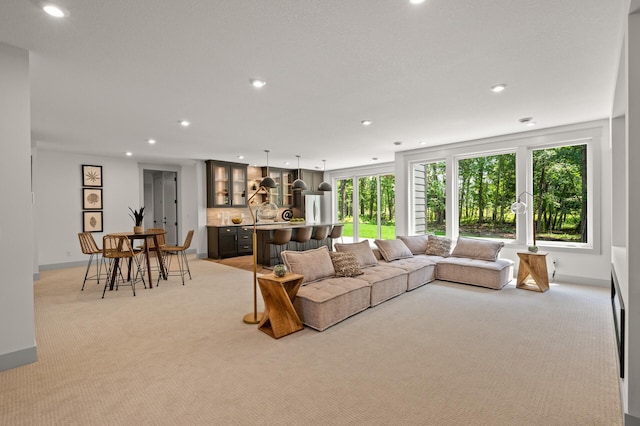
[
  {"left": 491, "top": 84, "right": 507, "bottom": 93},
  {"left": 519, "top": 117, "right": 536, "bottom": 127},
  {"left": 238, "top": 155, "right": 244, "bottom": 160},
  {"left": 250, "top": 79, "right": 266, "bottom": 88},
  {"left": 42, "top": 3, "right": 68, "bottom": 18},
  {"left": 409, "top": 0, "right": 426, "bottom": 4},
  {"left": 372, "top": 157, "right": 379, "bottom": 161},
  {"left": 179, "top": 120, "right": 190, "bottom": 127},
  {"left": 418, "top": 141, "right": 427, "bottom": 145},
  {"left": 393, "top": 141, "right": 402, "bottom": 146},
  {"left": 283, "top": 161, "right": 289, "bottom": 165},
  {"left": 147, "top": 139, "right": 156, "bottom": 144},
  {"left": 361, "top": 120, "right": 372, "bottom": 126},
  {"left": 125, "top": 152, "right": 133, "bottom": 157}
]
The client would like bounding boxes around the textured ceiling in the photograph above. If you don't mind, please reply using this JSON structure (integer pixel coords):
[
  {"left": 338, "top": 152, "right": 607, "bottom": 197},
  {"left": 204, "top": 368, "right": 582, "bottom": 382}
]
[{"left": 0, "top": 0, "right": 627, "bottom": 170}]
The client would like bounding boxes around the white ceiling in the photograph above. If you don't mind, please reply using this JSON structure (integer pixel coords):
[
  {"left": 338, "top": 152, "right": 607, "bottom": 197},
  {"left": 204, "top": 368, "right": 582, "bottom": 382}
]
[{"left": 0, "top": 0, "right": 627, "bottom": 170}]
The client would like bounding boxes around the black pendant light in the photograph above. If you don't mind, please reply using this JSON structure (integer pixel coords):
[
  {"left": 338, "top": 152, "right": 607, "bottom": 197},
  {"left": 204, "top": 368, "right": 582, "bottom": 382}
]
[
  {"left": 292, "top": 155, "right": 307, "bottom": 190},
  {"left": 260, "top": 150, "right": 277, "bottom": 189},
  {"left": 318, "top": 159, "right": 332, "bottom": 192}
]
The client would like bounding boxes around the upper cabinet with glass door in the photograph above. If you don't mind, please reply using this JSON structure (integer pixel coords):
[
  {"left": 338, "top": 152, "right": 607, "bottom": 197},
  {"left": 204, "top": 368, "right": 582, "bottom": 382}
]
[
  {"left": 206, "top": 160, "right": 248, "bottom": 208},
  {"left": 262, "top": 167, "right": 294, "bottom": 207}
]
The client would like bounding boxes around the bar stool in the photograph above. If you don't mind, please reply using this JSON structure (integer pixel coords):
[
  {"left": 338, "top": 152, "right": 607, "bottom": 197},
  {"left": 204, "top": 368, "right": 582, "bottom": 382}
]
[
  {"left": 78, "top": 232, "right": 106, "bottom": 290},
  {"left": 328, "top": 225, "right": 344, "bottom": 251},
  {"left": 266, "top": 228, "right": 292, "bottom": 264},
  {"left": 310, "top": 225, "right": 330, "bottom": 249},
  {"left": 290, "top": 226, "right": 312, "bottom": 251},
  {"left": 160, "top": 230, "right": 194, "bottom": 286}
]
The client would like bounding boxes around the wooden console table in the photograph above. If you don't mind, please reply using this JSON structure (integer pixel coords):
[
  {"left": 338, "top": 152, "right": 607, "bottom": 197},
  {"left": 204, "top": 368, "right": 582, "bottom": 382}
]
[
  {"left": 257, "top": 273, "right": 304, "bottom": 339},
  {"left": 516, "top": 251, "right": 550, "bottom": 292}
]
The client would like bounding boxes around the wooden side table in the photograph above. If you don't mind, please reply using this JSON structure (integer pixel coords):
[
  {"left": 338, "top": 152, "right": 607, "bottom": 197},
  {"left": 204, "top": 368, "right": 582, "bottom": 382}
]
[
  {"left": 257, "top": 273, "right": 304, "bottom": 339},
  {"left": 516, "top": 251, "right": 550, "bottom": 292}
]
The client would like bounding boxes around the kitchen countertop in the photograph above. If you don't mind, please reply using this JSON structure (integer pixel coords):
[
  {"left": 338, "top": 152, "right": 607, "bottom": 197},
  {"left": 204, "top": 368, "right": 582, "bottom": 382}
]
[{"left": 207, "top": 222, "right": 340, "bottom": 229}]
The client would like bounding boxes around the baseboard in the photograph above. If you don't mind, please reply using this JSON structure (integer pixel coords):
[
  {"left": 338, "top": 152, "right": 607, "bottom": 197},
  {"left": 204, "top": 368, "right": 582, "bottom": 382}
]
[
  {"left": 33, "top": 272, "right": 40, "bottom": 281},
  {"left": 39, "top": 260, "right": 87, "bottom": 271},
  {"left": 0, "top": 346, "right": 37, "bottom": 372},
  {"left": 626, "top": 413, "right": 640, "bottom": 426},
  {"left": 551, "top": 273, "right": 608, "bottom": 288}
]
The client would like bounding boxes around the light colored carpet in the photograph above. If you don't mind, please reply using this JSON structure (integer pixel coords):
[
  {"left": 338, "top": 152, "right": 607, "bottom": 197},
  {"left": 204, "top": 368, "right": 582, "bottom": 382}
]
[{"left": 0, "top": 258, "right": 622, "bottom": 425}]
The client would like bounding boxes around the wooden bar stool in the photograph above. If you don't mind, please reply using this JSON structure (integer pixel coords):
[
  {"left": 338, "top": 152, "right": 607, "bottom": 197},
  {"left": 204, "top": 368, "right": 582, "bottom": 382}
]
[
  {"left": 78, "top": 232, "right": 107, "bottom": 290},
  {"left": 328, "top": 225, "right": 344, "bottom": 251},
  {"left": 290, "top": 226, "right": 312, "bottom": 251}
]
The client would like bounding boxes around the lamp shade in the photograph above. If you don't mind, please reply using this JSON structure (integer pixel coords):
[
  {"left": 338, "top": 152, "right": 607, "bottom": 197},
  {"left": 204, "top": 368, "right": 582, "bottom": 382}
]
[
  {"left": 318, "top": 181, "right": 332, "bottom": 191},
  {"left": 260, "top": 176, "right": 277, "bottom": 189},
  {"left": 511, "top": 201, "right": 527, "bottom": 215},
  {"left": 292, "top": 178, "right": 307, "bottom": 190}
]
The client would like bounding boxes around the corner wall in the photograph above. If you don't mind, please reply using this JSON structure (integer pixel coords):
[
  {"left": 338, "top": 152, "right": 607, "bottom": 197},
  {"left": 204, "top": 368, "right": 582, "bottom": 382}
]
[{"left": 0, "top": 42, "right": 37, "bottom": 370}]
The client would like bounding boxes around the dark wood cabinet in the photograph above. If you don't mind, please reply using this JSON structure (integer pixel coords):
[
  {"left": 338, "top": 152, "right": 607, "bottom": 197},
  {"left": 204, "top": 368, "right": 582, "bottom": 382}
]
[
  {"left": 207, "top": 226, "right": 253, "bottom": 259},
  {"left": 298, "top": 169, "right": 324, "bottom": 192},
  {"left": 261, "top": 167, "right": 295, "bottom": 207},
  {"left": 206, "top": 160, "right": 248, "bottom": 208}
]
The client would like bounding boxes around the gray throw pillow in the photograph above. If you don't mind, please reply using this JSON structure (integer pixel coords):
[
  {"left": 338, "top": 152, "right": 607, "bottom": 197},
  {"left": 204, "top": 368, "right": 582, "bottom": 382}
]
[
  {"left": 281, "top": 246, "right": 336, "bottom": 284},
  {"left": 374, "top": 239, "right": 414, "bottom": 262},
  {"left": 334, "top": 240, "right": 378, "bottom": 268},
  {"left": 397, "top": 235, "right": 430, "bottom": 255},
  {"left": 425, "top": 235, "right": 452, "bottom": 257},
  {"left": 329, "top": 251, "right": 364, "bottom": 277},
  {"left": 450, "top": 236, "right": 504, "bottom": 261}
]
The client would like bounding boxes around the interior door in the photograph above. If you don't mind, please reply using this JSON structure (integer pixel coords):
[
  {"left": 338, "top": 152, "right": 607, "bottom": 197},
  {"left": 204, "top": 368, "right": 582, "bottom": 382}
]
[{"left": 163, "top": 172, "right": 178, "bottom": 245}]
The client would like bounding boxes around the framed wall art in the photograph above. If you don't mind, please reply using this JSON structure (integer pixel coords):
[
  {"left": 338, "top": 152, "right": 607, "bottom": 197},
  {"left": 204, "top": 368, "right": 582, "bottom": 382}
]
[
  {"left": 82, "top": 165, "right": 102, "bottom": 187},
  {"left": 83, "top": 211, "right": 103, "bottom": 233},
  {"left": 83, "top": 188, "right": 103, "bottom": 210}
]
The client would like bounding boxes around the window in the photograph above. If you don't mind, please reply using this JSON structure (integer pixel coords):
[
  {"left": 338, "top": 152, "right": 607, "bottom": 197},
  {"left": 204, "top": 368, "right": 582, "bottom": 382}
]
[
  {"left": 336, "top": 178, "right": 354, "bottom": 240},
  {"left": 457, "top": 153, "right": 516, "bottom": 239},
  {"left": 532, "top": 144, "right": 587, "bottom": 243},
  {"left": 412, "top": 161, "right": 446, "bottom": 235}
]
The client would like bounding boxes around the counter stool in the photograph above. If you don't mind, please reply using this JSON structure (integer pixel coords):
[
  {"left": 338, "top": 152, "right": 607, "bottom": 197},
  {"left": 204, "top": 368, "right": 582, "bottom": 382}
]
[
  {"left": 267, "top": 228, "right": 292, "bottom": 264},
  {"left": 328, "top": 225, "right": 344, "bottom": 251},
  {"left": 291, "top": 226, "right": 312, "bottom": 251},
  {"left": 310, "top": 225, "right": 330, "bottom": 249},
  {"left": 78, "top": 232, "right": 106, "bottom": 290}
]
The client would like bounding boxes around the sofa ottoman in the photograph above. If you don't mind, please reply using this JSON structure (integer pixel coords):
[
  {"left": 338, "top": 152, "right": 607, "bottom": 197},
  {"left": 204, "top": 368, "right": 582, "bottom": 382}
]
[
  {"left": 357, "top": 264, "right": 409, "bottom": 306},
  {"left": 436, "top": 257, "right": 514, "bottom": 289},
  {"left": 379, "top": 256, "right": 438, "bottom": 291}
]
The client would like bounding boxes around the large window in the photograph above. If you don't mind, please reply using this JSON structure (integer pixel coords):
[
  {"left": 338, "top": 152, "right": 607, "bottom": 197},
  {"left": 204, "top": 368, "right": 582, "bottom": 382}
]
[
  {"left": 532, "top": 144, "right": 587, "bottom": 243},
  {"left": 457, "top": 153, "right": 516, "bottom": 239},
  {"left": 336, "top": 174, "right": 395, "bottom": 242},
  {"left": 408, "top": 137, "right": 592, "bottom": 249}
]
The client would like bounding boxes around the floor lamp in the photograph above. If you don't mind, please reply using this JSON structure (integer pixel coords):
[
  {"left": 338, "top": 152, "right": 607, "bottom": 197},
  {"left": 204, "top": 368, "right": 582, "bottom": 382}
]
[
  {"left": 243, "top": 177, "right": 277, "bottom": 324},
  {"left": 511, "top": 190, "right": 537, "bottom": 250}
]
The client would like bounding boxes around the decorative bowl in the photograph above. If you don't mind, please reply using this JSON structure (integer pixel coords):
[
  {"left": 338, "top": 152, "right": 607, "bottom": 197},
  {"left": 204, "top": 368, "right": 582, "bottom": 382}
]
[{"left": 231, "top": 217, "right": 243, "bottom": 224}]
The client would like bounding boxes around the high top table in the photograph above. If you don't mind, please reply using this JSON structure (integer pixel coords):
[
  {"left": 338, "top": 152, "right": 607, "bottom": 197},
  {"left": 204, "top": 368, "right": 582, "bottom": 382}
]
[{"left": 107, "top": 230, "right": 167, "bottom": 290}]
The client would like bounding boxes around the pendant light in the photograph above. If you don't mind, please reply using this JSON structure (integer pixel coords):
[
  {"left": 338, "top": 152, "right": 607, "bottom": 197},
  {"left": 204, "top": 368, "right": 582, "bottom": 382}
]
[
  {"left": 260, "top": 150, "right": 277, "bottom": 188},
  {"left": 292, "top": 155, "right": 307, "bottom": 190},
  {"left": 318, "top": 159, "right": 332, "bottom": 192}
]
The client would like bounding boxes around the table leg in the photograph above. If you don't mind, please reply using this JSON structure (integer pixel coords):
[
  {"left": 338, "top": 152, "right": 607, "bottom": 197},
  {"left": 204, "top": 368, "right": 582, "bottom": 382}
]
[
  {"left": 109, "top": 258, "right": 119, "bottom": 291},
  {"left": 153, "top": 235, "right": 167, "bottom": 280},
  {"left": 144, "top": 237, "right": 153, "bottom": 288}
]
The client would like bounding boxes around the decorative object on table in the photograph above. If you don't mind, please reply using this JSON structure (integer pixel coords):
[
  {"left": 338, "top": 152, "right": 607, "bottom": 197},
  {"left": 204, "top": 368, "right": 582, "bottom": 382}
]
[
  {"left": 292, "top": 155, "right": 307, "bottom": 190},
  {"left": 289, "top": 217, "right": 305, "bottom": 223},
  {"left": 281, "top": 208, "right": 293, "bottom": 221},
  {"left": 82, "top": 164, "right": 102, "bottom": 187},
  {"left": 318, "top": 159, "right": 332, "bottom": 191},
  {"left": 511, "top": 190, "right": 542, "bottom": 251},
  {"left": 273, "top": 264, "right": 287, "bottom": 277},
  {"left": 231, "top": 216, "right": 243, "bottom": 224},
  {"left": 82, "top": 188, "right": 102, "bottom": 210},
  {"left": 256, "top": 149, "right": 279, "bottom": 222},
  {"left": 243, "top": 151, "right": 279, "bottom": 325},
  {"left": 83, "top": 211, "right": 103, "bottom": 233},
  {"left": 129, "top": 206, "right": 145, "bottom": 234}
]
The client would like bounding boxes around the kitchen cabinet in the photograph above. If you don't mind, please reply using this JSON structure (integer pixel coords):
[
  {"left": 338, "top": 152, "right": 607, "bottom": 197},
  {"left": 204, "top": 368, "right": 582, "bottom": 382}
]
[
  {"left": 298, "top": 169, "right": 324, "bottom": 191},
  {"left": 207, "top": 226, "right": 253, "bottom": 259},
  {"left": 262, "top": 167, "right": 294, "bottom": 207},
  {"left": 206, "top": 160, "right": 248, "bottom": 208}
]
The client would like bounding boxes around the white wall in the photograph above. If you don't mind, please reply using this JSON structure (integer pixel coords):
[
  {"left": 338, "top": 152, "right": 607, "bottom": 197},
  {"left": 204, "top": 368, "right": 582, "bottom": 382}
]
[
  {"left": 0, "top": 42, "right": 36, "bottom": 370},
  {"left": 35, "top": 151, "right": 202, "bottom": 268}
]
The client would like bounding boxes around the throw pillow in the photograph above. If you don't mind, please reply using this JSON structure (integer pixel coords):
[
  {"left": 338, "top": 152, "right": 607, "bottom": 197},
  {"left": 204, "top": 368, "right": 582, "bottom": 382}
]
[
  {"left": 425, "top": 234, "right": 452, "bottom": 257},
  {"left": 281, "top": 246, "right": 336, "bottom": 284},
  {"left": 397, "top": 235, "right": 430, "bottom": 255},
  {"left": 374, "top": 239, "right": 414, "bottom": 262},
  {"left": 329, "top": 251, "right": 364, "bottom": 277},
  {"left": 450, "top": 236, "right": 504, "bottom": 261},
  {"left": 334, "top": 240, "right": 378, "bottom": 268}
]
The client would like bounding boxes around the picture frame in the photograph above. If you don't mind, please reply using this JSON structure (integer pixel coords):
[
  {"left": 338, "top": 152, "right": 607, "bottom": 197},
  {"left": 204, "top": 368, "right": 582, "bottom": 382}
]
[
  {"left": 82, "top": 165, "right": 102, "bottom": 187},
  {"left": 82, "top": 188, "right": 103, "bottom": 210},
  {"left": 83, "top": 211, "right": 103, "bottom": 233}
]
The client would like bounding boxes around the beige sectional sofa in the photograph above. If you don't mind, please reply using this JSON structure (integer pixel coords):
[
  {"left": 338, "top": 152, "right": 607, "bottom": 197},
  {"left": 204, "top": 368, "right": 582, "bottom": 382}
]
[{"left": 281, "top": 235, "right": 514, "bottom": 331}]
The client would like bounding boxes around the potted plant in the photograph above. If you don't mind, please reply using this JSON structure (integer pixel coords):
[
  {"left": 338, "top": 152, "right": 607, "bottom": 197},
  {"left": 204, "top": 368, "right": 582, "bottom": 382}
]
[{"left": 129, "top": 206, "right": 145, "bottom": 234}]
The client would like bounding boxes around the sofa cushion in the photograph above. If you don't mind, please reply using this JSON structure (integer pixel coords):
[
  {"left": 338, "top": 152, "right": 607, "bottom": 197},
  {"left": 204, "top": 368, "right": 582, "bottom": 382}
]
[
  {"left": 329, "top": 251, "right": 364, "bottom": 277},
  {"left": 380, "top": 256, "right": 438, "bottom": 291},
  {"left": 396, "top": 235, "right": 430, "bottom": 255},
  {"left": 281, "top": 246, "right": 335, "bottom": 284},
  {"left": 425, "top": 234, "right": 452, "bottom": 257},
  {"left": 374, "top": 239, "right": 413, "bottom": 262},
  {"left": 335, "top": 240, "right": 378, "bottom": 268},
  {"left": 450, "top": 236, "right": 504, "bottom": 261},
  {"left": 436, "top": 257, "right": 514, "bottom": 290},
  {"left": 358, "top": 265, "right": 409, "bottom": 306}
]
